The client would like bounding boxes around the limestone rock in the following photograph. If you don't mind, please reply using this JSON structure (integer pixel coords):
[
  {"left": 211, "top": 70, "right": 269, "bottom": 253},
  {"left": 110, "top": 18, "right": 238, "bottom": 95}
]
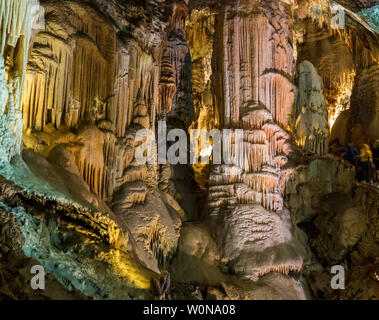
[
  {"left": 0, "top": 0, "right": 377, "bottom": 301},
  {"left": 295, "top": 61, "right": 329, "bottom": 155}
]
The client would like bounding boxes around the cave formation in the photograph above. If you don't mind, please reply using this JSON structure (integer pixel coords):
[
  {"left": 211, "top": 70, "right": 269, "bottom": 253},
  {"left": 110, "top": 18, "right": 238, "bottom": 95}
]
[{"left": 0, "top": 0, "right": 378, "bottom": 300}]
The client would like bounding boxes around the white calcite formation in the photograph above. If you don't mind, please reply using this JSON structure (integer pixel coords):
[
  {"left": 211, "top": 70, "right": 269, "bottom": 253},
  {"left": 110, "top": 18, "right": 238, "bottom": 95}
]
[{"left": 295, "top": 60, "right": 330, "bottom": 155}]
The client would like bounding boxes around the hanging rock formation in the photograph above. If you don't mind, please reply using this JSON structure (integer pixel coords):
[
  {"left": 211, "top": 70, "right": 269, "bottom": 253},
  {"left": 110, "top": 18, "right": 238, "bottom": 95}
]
[{"left": 0, "top": 0, "right": 377, "bottom": 300}]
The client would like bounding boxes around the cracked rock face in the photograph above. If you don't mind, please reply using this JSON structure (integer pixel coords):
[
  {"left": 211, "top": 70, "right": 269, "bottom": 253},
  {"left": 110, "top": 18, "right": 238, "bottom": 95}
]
[{"left": 0, "top": 0, "right": 378, "bottom": 300}]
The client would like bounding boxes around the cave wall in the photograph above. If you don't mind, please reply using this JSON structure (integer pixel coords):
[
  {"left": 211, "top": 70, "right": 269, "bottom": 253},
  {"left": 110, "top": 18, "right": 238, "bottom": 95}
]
[
  {"left": 0, "top": 0, "right": 377, "bottom": 300},
  {"left": 295, "top": 2, "right": 379, "bottom": 149},
  {"left": 0, "top": 0, "right": 193, "bottom": 298},
  {"left": 0, "top": 0, "right": 39, "bottom": 163}
]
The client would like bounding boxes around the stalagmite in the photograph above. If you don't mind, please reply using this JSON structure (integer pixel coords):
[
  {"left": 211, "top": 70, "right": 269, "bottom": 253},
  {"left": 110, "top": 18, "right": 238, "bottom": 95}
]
[
  {"left": 210, "top": 0, "right": 295, "bottom": 210},
  {"left": 21, "top": 2, "right": 116, "bottom": 131},
  {"left": 295, "top": 61, "right": 330, "bottom": 155},
  {"left": 206, "top": 0, "right": 308, "bottom": 281}
]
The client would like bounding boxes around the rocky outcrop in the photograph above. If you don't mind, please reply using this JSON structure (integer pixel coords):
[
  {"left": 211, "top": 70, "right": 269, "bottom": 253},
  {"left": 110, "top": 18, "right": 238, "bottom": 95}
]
[
  {"left": 0, "top": 205, "right": 87, "bottom": 300},
  {"left": 0, "top": 175, "right": 157, "bottom": 299}
]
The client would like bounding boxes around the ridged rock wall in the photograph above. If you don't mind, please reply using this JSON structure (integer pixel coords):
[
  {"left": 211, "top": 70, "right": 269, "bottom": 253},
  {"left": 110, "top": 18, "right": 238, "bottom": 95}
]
[
  {"left": 0, "top": 0, "right": 378, "bottom": 300},
  {"left": 0, "top": 0, "right": 193, "bottom": 298},
  {"left": 207, "top": 0, "right": 309, "bottom": 283},
  {"left": 0, "top": 0, "right": 39, "bottom": 163}
]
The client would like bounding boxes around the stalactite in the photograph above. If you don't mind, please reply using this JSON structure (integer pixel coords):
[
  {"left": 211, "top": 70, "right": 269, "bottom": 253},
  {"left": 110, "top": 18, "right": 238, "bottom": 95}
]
[
  {"left": 22, "top": 35, "right": 74, "bottom": 130},
  {"left": 111, "top": 43, "right": 157, "bottom": 137},
  {"left": 0, "top": 0, "right": 38, "bottom": 89},
  {"left": 133, "top": 90, "right": 150, "bottom": 129},
  {"left": 21, "top": 2, "right": 116, "bottom": 132},
  {"left": 102, "top": 131, "right": 118, "bottom": 201},
  {"left": 0, "top": 0, "right": 38, "bottom": 163},
  {"left": 159, "top": 1, "right": 191, "bottom": 117},
  {"left": 73, "top": 126, "right": 105, "bottom": 197},
  {"left": 295, "top": 61, "right": 330, "bottom": 155},
  {"left": 240, "top": 106, "right": 273, "bottom": 130},
  {"left": 73, "top": 36, "right": 110, "bottom": 122},
  {"left": 159, "top": 46, "right": 176, "bottom": 114},
  {"left": 257, "top": 263, "right": 302, "bottom": 278},
  {"left": 244, "top": 130, "right": 267, "bottom": 144},
  {"left": 159, "top": 38, "right": 190, "bottom": 115},
  {"left": 112, "top": 46, "right": 130, "bottom": 137},
  {"left": 185, "top": 8, "right": 217, "bottom": 189},
  {"left": 243, "top": 143, "right": 268, "bottom": 173}
]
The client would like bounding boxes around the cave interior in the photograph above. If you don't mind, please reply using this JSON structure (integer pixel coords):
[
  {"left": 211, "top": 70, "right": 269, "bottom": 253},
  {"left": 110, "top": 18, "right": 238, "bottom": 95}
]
[{"left": 0, "top": 0, "right": 378, "bottom": 300}]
